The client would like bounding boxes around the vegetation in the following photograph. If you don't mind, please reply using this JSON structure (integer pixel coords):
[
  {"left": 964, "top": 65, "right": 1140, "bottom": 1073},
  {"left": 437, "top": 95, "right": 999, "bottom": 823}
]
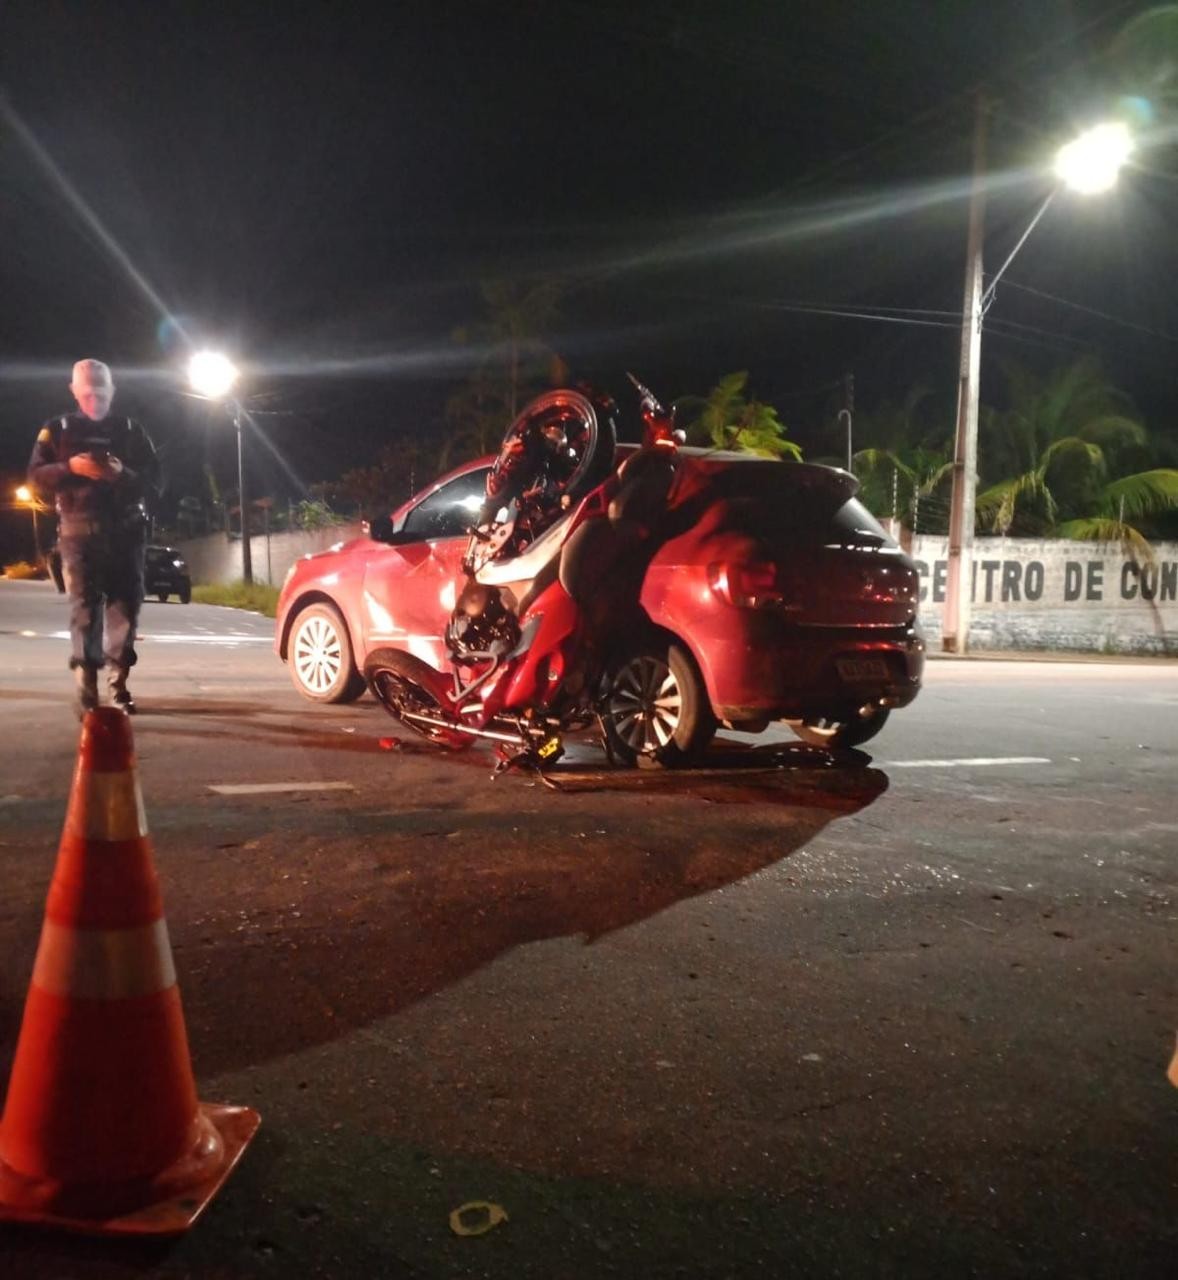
[
  {"left": 191, "top": 581, "right": 280, "bottom": 617},
  {"left": 334, "top": 438, "right": 430, "bottom": 521},
  {"left": 841, "top": 358, "right": 1178, "bottom": 551},
  {"left": 678, "top": 372, "right": 802, "bottom": 459},
  {"left": 443, "top": 278, "right": 567, "bottom": 467},
  {"left": 848, "top": 385, "right": 954, "bottom": 530},
  {"left": 974, "top": 359, "right": 1178, "bottom": 553}
]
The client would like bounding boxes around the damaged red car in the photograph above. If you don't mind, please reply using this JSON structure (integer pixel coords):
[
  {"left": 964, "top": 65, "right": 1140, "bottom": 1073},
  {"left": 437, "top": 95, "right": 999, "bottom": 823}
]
[{"left": 275, "top": 394, "right": 923, "bottom": 753}]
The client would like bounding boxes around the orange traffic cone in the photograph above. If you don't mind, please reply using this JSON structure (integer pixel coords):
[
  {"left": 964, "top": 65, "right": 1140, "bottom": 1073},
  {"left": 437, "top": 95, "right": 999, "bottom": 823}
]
[{"left": 0, "top": 708, "right": 259, "bottom": 1235}]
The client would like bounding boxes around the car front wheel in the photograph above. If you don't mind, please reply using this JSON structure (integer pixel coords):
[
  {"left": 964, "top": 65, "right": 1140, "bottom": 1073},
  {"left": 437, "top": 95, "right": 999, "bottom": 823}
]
[{"left": 288, "top": 602, "right": 366, "bottom": 703}]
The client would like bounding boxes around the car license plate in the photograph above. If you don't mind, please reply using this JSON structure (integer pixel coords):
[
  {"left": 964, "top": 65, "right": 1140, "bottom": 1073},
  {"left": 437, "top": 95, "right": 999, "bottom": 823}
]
[{"left": 836, "top": 657, "right": 889, "bottom": 683}]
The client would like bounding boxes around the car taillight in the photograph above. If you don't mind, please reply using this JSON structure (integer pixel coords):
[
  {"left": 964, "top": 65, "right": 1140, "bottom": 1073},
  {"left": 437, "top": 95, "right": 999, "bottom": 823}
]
[{"left": 707, "top": 561, "right": 782, "bottom": 608}]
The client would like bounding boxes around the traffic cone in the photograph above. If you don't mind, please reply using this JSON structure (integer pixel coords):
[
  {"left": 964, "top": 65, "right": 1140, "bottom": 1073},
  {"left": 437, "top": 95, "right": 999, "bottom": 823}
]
[{"left": 0, "top": 708, "right": 260, "bottom": 1236}]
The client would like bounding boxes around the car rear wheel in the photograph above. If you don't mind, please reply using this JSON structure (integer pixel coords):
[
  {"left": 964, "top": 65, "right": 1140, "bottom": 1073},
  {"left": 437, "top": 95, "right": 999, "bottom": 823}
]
[
  {"left": 602, "top": 642, "right": 715, "bottom": 767},
  {"left": 791, "top": 706, "right": 890, "bottom": 749},
  {"left": 288, "top": 602, "right": 366, "bottom": 703},
  {"left": 179, "top": 585, "right": 191, "bottom": 604}
]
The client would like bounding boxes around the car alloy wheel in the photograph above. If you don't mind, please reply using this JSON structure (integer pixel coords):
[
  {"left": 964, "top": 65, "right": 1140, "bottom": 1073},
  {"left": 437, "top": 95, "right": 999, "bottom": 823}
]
[
  {"left": 607, "top": 655, "right": 682, "bottom": 754},
  {"left": 602, "top": 642, "right": 714, "bottom": 767},
  {"left": 288, "top": 602, "right": 366, "bottom": 703}
]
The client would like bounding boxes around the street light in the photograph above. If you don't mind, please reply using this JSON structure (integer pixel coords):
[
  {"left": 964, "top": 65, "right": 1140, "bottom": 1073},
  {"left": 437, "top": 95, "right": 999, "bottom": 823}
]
[
  {"left": 187, "top": 350, "right": 254, "bottom": 584},
  {"left": 13, "top": 485, "right": 42, "bottom": 563},
  {"left": 941, "top": 115, "right": 1132, "bottom": 653},
  {"left": 1054, "top": 122, "right": 1133, "bottom": 196}
]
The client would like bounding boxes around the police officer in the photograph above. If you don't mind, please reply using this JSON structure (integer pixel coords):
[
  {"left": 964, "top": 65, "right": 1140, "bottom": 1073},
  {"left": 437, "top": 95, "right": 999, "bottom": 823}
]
[{"left": 28, "top": 359, "right": 161, "bottom": 715}]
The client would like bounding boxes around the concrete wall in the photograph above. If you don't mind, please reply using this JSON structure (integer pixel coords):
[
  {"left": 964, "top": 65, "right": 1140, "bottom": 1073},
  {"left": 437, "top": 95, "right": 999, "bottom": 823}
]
[
  {"left": 174, "top": 523, "right": 366, "bottom": 588},
  {"left": 910, "top": 535, "right": 1178, "bottom": 655}
]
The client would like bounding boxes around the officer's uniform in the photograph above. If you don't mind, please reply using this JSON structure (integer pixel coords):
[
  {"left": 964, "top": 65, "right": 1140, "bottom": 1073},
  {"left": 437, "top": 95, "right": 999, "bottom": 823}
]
[{"left": 28, "top": 412, "right": 161, "bottom": 685}]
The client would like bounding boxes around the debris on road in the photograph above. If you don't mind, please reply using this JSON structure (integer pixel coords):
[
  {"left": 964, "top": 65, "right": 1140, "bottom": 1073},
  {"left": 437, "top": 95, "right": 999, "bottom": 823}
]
[{"left": 449, "top": 1201, "right": 509, "bottom": 1237}]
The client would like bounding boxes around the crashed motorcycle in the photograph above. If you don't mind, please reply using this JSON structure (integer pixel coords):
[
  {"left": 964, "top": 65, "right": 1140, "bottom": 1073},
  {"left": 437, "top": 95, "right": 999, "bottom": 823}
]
[{"left": 363, "top": 380, "right": 707, "bottom": 771}]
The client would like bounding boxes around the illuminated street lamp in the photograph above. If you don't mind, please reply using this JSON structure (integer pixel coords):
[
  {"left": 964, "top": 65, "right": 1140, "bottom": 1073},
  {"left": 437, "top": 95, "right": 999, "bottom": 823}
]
[
  {"left": 1054, "top": 122, "right": 1133, "bottom": 196},
  {"left": 942, "top": 117, "right": 1132, "bottom": 653},
  {"left": 187, "top": 350, "right": 253, "bottom": 583},
  {"left": 14, "top": 484, "right": 43, "bottom": 562}
]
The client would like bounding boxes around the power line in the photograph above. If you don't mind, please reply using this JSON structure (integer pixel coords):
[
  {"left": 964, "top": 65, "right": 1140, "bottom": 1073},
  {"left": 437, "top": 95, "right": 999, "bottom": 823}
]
[
  {"left": 676, "top": 295, "right": 962, "bottom": 330},
  {"left": 996, "top": 278, "right": 1178, "bottom": 345}
]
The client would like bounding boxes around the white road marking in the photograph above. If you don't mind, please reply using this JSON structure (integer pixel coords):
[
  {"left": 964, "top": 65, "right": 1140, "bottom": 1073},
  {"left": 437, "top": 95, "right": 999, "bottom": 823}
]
[
  {"left": 42, "top": 629, "right": 270, "bottom": 645},
  {"left": 882, "top": 756, "right": 1051, "bottom": 769},
  {"left": 208, "top": 781, "right": 355, "bottom": 795}
]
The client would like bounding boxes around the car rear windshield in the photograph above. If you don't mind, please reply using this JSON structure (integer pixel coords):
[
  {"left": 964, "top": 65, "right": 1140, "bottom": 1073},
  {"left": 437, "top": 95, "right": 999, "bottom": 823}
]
[{"left": 683, "top": 460, "right": 892, "bottom": 549}]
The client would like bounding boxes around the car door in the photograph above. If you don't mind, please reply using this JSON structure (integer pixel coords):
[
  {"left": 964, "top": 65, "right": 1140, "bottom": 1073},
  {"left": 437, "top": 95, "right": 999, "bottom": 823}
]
[{"left": 358, "top": 467, "right": 489, "bottom": 668}]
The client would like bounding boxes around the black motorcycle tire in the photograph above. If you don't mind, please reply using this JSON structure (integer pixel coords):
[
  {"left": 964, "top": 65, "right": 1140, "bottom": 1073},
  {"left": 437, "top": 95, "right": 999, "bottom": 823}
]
[
  {"left": 601, "top": 640, "right": 715, "bottom": 768},
  {"left": 364, "top": 648, "right": 475, "bottom": 750},
  {"left": 494, "top": 389, "right": 616, "bottom": 508}
]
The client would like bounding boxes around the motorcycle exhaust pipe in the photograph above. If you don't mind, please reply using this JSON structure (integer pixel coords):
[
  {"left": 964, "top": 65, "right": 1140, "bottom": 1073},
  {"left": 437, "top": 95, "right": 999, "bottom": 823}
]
[{"left": 399, "top": 709, "right": 529, "bottom": 746}]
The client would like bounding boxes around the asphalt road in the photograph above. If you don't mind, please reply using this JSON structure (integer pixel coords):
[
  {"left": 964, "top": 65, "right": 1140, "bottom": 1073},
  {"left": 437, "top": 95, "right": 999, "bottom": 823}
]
[{"left": 0, "top": 578, "right": 1175, "bottom": 1278}]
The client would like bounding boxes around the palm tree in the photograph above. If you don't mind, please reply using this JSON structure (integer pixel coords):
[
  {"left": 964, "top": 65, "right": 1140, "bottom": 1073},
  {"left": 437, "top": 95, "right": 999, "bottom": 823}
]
[
  {"left": 975, "top": 358, "right": 1148, "bottom": 535},
  {"left": 852, "top": 444, "right": 954, "bottom": 531},
  {"left": 443, "top": 277, "right": 566, "bottom": 467},
  {"left": 845, "top": 385, "right": 954, "bottom": 528},
  {"left": 1056, "top": 470, "right": 1178, "bottom": 560},
  {"left": 453, "top": 278, "right": 564, "bottom": 419},
  {"left": 679, "top": 372, "right": 802, "bottom": 459}
]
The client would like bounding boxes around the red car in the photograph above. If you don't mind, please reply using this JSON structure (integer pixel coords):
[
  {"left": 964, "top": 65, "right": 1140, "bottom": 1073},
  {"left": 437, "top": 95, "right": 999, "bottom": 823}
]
[{"left": 276, "top": 447, "right": 924, "bottom": 749}]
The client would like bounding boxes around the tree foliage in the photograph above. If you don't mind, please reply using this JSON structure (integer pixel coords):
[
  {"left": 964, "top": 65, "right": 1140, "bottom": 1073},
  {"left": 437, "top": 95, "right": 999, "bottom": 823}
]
[
  {"left": 444, "top": 278, "right": 567, "bottom": 467},
  {"left": 680, "top": 372, "right": 802, "bottom": 460},
  {"left": 975, "top": 358, "right": 1176, "bottom": 541}
]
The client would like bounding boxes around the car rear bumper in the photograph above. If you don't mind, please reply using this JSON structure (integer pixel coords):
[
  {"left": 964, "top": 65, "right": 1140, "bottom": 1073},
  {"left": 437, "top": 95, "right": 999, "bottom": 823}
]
[{"left": 686, "top": 611, "right": 925, "bottom": 725}]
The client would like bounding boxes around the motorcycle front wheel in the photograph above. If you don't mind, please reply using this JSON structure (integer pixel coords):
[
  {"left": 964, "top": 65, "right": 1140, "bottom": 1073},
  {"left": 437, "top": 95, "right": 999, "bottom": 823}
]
[{"left": 364, "top": 648, "right": 476, "bottom": 750}]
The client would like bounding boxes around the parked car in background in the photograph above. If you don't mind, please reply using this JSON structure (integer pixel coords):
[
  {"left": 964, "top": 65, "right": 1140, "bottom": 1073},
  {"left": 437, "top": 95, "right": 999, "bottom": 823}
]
[
  {"left": 275, "top": 444, "right": 924, "bottom": 749},
  {"left": 145, "top": 545, "right": 192, "bottom": 603}
]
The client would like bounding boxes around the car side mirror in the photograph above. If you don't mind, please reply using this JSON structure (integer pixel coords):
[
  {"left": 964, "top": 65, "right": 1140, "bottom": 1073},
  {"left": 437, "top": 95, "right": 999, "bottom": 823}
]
[
  {"left": 367, "top": 515, "right": 423, "bottom": 546},
  {"left": 368, "top": 515, "right": 396, "bottom": 543}
]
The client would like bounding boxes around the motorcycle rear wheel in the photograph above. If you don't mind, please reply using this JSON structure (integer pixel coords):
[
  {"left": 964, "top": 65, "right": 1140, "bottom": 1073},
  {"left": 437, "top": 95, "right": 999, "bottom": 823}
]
[
  {"left": 495, "top": 389, "right": 616, "bottom": 508},
  {"left": 364, "top": 648, "right": 475, "bottom": 750}
]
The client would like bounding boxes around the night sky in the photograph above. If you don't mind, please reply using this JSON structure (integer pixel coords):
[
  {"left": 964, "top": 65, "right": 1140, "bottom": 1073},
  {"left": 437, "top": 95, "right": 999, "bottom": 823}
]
[{"left": 1, "top": 1, "right": 1174, "bottom": 556}]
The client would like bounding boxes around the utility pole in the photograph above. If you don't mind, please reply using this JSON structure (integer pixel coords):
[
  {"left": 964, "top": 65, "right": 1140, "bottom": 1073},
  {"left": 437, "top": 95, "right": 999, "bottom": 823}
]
[
  {"left": 233, "top": 400, "right": 253, "bottom": 584},
  {"left": 942, "top": 91, "right": 988, "bottom": 654}
]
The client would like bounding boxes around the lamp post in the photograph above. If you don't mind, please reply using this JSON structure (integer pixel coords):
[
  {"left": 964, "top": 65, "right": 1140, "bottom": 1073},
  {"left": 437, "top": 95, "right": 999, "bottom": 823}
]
[
  {"left": 941, "top": 119, "right": 1132, "bottom": 653},
  {"left": 187, "top": 351, "right": 253, "bottom": 584},
  {"left": 14, "top": 485, "right": 42, "bottom": 563}
]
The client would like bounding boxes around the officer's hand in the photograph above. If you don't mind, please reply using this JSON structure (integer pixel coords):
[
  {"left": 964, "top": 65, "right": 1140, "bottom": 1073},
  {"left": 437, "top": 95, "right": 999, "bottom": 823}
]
[{"left": 101, "top": 455, "right": 125, "bottom": 480}]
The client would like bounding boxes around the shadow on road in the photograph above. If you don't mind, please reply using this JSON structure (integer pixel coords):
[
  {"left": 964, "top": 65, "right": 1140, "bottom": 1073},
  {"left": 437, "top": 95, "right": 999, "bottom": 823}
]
[{"left": 177, "top": 760, "right": 889, "bottom": 1075}]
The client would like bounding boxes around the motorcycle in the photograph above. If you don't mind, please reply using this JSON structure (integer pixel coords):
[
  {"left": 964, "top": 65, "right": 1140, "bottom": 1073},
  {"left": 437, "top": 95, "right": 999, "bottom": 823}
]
[{"left": 363, "top": 378, "right": 695, "bottom": 772}]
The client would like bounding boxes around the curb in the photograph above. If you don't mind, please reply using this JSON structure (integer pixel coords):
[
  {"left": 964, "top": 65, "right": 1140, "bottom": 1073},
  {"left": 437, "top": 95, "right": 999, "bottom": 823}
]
[{"left": 925, "top": 649, "right": 1177, "bottom": 666}]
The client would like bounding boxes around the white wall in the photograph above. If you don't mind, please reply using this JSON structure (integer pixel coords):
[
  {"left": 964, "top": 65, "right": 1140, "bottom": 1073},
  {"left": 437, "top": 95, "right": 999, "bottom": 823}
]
[
  {"left": 174, "top": 523, "right": 366, "bottom": 588},
  {"left": 910, "top": 535, "right": 1178, "bottom": 655}
]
